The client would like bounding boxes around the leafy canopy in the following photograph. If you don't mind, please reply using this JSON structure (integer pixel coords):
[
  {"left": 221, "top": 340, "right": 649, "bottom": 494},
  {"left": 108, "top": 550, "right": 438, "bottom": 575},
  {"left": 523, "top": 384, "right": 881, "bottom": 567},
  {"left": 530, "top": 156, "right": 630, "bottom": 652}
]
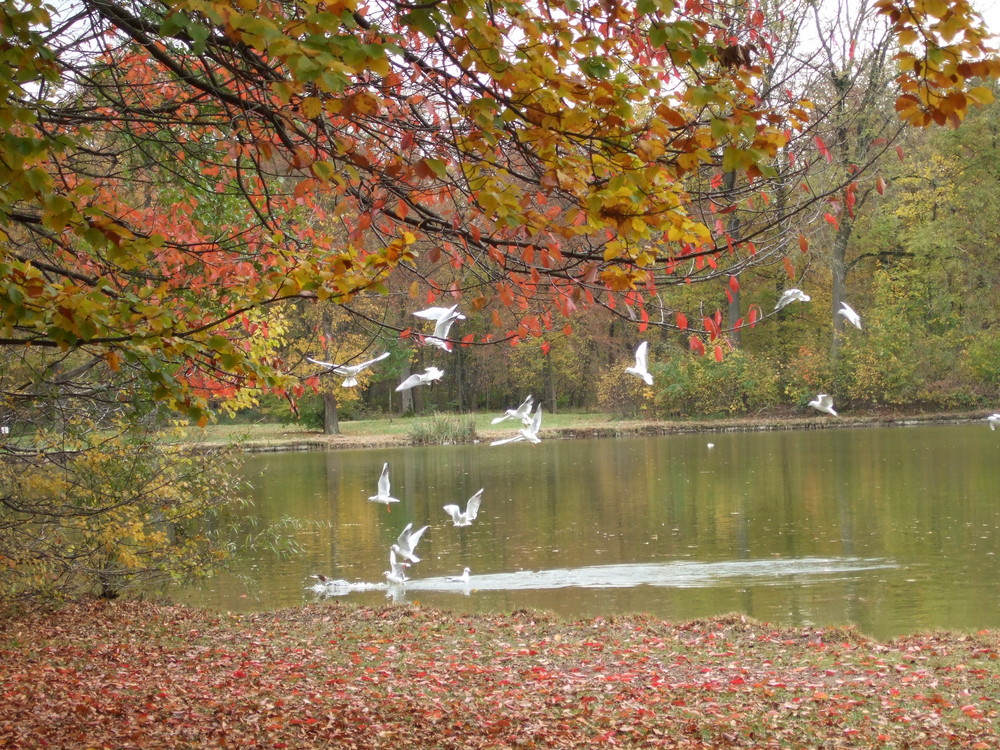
[{"left": 0, "top": 0, "right": 996, "bottom": 417}]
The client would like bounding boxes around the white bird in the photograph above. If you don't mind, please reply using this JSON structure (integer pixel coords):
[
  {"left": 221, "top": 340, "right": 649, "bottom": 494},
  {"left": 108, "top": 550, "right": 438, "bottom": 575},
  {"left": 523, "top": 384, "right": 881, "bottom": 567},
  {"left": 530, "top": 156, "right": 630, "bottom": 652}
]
[
  {"left": 625, "top": 341, "right": 653, "bottom": 385},
  {"left": 384, "top": 548, "right": 410, "bottom": 585},
  {"left": 391, "top": 522, "right": 428, "bottom": 564},
  {"left": 307, "top": 351, "right": 390, "bottom": 387},
  {"left": 447, "top": 567, "right": 471, "bottom": 583},
  {"left": 707, "top": 443, "right": 715, "bottom": 449},
  {"left": 443, "top": 488, "right": 484, "bottom": 527},
  {"left": 490, "top": 404, "right": 543, "bottom": 446},
  {"left": 413, "top": 305, "right": 467, "bottom": 323},
  {"left": 837, "top": 302, "right": 862, "bottom": 330},
  {"left": 395, "top": 366, "right": 444, "bottom": 391},
  {"left": 987, "top": 413, "right": 1000, "bottom": 431},
  {"left": 809, "top": 393, "right": 838, "bottom": 416},
  {"left": 414, "top": 304, "right": 464, "bottom": 352},
  {"left": 368, "top": 462, "right": 400, "bottom": 509},
  {"left": 775, "top": 288, "right": 811, "bottom": 311},
  {"left": 491, "top": 395, "right": 534, "bottom": 426}
]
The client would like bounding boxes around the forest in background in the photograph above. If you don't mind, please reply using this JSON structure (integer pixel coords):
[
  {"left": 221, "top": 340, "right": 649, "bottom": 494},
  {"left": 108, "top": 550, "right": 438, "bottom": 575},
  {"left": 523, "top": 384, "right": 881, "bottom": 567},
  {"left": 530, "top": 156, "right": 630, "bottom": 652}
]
[{"left": 262, "top": 90, "right": 1000, "bottom": 429}]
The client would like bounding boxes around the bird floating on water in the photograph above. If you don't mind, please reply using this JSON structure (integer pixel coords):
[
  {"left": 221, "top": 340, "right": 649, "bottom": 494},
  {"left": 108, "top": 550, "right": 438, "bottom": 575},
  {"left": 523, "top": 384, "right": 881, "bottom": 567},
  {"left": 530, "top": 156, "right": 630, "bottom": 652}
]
[
  {"left": 443, "top": 488, "right": 484, "bottom": 527},
  {"left": 809, "top": 393, "right": 838, "bottom": 416},
  {"left": 775, "top": 288, "right": 811, "bottom": 311},
  {"left": 987, "top": 413, "right": 1000, "bottom": 431},
  {"left": 625, "top": 341, "right": 653, "bottom": 385},
  {"left": 395, "top": 366, "right": 444, "bottom": 391},
  {"left": 448, "top": 567, "right": 471, "bottom": 583},
  {"left": 837, "top": 302, "right": 862, "bottom": 330},
  {"left": 368, "top": 462, "right": 400, "bottom": 510},
  {"left": 490, "top": 404, "right": 543, "bottom": 446},
  {"left": 391, "top": 522, "right": 428, "bottom": 564},
  {"left": 307, "top": 351, "right": 389, "bottom": 387},
  {"left": 491, "top": 395, "right": 534, "bottom": 427}
]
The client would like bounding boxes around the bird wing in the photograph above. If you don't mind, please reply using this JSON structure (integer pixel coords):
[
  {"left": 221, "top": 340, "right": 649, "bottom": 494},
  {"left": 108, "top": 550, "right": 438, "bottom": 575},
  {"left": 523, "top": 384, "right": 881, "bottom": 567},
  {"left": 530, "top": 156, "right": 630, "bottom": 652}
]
[
  {"left": 443, "top": 504, "right": 461, "bottom": 522},
  {"left": 356, "top": 351, "right": 390, "bottom": 369},
  {"left": 408, "top": 525, "right": 428, "bottom": 550},
  {"left": 377, "top": 463, "right": 391, "bottom": 496},
  {"left": 413, "top": 306, "right": 450, "bottom": 320},
  {"left": 466, "top": 489, "right": 484, "bottom": 520},
  {"left": 432, "top": 315, "right": 456, "bottom": 340},
  {"left": 516, "top": 395, "right": 534, "bottom": 415},
  {"left": 396, "top": 523, "right": 414, "bottom": 548},
  {"left": 395, "top": 374, "right": 420, "bottom": 391},
  {"left": 634, "top": 341, "right": 648, "bottom": 371},
  {"left": 490, "top": 434, "right": 524, "bottom": 446},
  {"left": 528, "top": 404, "right": 543, "bottom": 435},
  {"left": 490, "top": 414, "right": 511, "bottom": 424}
]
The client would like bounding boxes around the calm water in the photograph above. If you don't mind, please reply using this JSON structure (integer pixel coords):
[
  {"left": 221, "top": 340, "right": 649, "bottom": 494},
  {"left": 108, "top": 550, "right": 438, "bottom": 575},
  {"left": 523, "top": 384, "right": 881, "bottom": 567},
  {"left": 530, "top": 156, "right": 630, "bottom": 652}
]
[{"left": 175, "top": 423, "right": 1000, "bottom": 640}]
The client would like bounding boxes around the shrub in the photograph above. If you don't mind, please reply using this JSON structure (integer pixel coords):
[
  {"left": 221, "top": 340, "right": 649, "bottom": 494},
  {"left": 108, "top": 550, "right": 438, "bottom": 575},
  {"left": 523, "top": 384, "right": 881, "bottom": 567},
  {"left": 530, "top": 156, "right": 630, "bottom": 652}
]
[
  {"left": 653, "top": 348, "right": 781, "bottom": 417},
  {"left": 406, "top": 413, "right": 478, "bottom": 445},
  {"left": 595, "top": 366, "right": 654, "bottom": 417},
  {"left": 0, "top": 423, "right": 248, "bottom": 604}
]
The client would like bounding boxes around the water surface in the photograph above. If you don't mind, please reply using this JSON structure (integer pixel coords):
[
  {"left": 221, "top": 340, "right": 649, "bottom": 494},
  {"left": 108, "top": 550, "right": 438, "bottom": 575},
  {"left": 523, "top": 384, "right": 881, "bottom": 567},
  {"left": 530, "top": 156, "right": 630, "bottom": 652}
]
[{"left": 175, "top": 423, "right": 1000, "bottom": 640}]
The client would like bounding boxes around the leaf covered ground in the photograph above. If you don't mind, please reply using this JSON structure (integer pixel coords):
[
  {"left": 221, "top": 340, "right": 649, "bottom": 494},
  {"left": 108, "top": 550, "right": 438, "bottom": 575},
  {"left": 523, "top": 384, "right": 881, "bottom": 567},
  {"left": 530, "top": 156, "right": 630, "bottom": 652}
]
[{"left": 2, "top": 601, "right": 999, "bottom": 748}]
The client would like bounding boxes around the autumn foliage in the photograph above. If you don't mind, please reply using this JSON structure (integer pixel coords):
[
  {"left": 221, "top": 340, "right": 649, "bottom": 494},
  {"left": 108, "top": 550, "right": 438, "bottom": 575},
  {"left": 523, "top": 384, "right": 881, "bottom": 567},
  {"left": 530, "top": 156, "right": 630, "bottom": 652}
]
[
  {"left": 3, "top": 601, "right": 1000, "bottom": 749},
  {"left": 0, "top": 0, "right": 997, "bottom": 419}
]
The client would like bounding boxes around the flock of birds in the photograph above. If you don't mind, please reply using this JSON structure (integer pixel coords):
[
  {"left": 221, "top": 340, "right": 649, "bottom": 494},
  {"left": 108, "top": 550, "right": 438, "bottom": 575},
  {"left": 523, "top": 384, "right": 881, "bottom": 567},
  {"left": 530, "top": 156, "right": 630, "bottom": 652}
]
[{"left": 307, "top": 293, "right": 1000, "bottom": 594}]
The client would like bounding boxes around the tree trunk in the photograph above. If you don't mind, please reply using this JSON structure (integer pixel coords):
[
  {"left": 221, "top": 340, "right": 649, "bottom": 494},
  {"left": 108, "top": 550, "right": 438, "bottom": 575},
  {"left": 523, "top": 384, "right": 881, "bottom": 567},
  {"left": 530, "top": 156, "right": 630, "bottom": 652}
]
[
  {"left": 545, "top": 351, "right": 558, "bottom": 414},
  {"left": 398, "top": 360, "right": 414, "bottom": 414},
  {"left": 323, "top": 392, "right": 340, "bottom": 435}
]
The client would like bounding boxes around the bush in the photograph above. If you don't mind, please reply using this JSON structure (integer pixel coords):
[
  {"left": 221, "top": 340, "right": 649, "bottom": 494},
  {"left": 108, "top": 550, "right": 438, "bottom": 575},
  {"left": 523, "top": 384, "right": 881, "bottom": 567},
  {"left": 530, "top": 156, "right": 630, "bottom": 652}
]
[
  {"left": 595, "top": 366, "right": 654, "bottom": 417},
  {"left": 964, "top": 330, "right": 1000, "bottom": 391},
  {"left": 0, "top": 423, "right": 248, "bottom": 604},
  {"left": 406, "top": 413, "right": 478, "bottom": 445},
  {"left": 653, "top": 347, "right": 781, "bottom": 417}
]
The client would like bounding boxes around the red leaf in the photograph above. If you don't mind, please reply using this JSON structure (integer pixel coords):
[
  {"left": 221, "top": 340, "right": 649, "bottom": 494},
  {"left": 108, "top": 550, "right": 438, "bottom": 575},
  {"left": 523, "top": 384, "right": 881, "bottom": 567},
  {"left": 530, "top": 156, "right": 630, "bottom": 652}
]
[
  {"left": 689, "top": 336, "right": 706, "bottom": 356},
  {"left": 728, "top": 275, "right": 740, "bottom": 293},
  {"left": 540, "top": 341, "right": 551, "bottom": 355},
  {"left": 896, "top": 146, "right": 905, "bottom": 161},
  {"left": 823, "top": 212, "right": 839, "bottom": 230},
  {"left": 783, "top": 256, "right": 795, "bottom": 280},
  {"left": 639, "top": 307, "right": 649, "bottom": 332},
  {"left": 676, "top": 312, "right": 688, "bottom": 330},
  {"left": 714, "top": 345, "right": 723, "bottom": 362},
  {"left": 815, "top": 136, "right": 832, "bottom": 163},
  {"left": 876, "top": 176, "right": 886, "bottom": 195}
]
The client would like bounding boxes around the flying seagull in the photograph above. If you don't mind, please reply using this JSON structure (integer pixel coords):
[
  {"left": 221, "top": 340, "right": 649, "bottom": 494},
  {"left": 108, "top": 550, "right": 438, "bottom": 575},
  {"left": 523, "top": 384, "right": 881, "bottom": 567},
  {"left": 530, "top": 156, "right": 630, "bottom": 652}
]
[
  {"left": 447, "top": 567, "right": 471, "bottom": 583},
  {"left": 391, "top": 522, "right": 428, "bottom": 564},
  {"left": 384, "top": 548, "right": 410, "bottom": 585},
  {"left": 837, "top": 302, "right": 862, "bottom": 330},
  {"left": 395, "top": 366, "right": 444, "bottom": 391},
  {"left": 775, "top": 288, "right": 811, "bottom": 311},
  {"left": 809, "top": 393, "right": 838, "bottom": 416},
  {"left": 368, "top": 462, "right": 400, "bottom": 510},
  {"left": 491, "top": 395, "right": 534, "bottom": 426},
  {"left": 443, "top": 488, "right": 484, "bottom": 527},
  {"left": 414, "top": 304, "right": 465, "bottom": 352},
  {"left": 307, "top": 351, "right": 390, "bottom": 387},
  {"left": 625, "top": 341, "right": 653, "bottom": 385},
  {"left": 490, "top": 405, "right": 543, "bottom": 446},
  {"left": 987, "top": 413, "right": 1000, "bottom": 431}
]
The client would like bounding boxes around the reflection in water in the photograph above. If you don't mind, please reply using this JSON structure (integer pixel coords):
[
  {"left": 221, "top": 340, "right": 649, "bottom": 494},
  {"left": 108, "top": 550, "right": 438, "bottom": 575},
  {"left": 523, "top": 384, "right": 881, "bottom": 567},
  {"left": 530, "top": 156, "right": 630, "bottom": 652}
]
[{"left": 176, "top": 423, "right": 1000, "bottom": 640}]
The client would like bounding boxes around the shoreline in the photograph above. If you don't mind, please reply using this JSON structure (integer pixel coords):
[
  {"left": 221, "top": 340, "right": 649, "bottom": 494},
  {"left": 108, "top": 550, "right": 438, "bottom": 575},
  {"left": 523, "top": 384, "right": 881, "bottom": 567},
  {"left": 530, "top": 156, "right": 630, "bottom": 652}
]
[{"left": 228, "top": 409, "right": 989, "bottom": 452}]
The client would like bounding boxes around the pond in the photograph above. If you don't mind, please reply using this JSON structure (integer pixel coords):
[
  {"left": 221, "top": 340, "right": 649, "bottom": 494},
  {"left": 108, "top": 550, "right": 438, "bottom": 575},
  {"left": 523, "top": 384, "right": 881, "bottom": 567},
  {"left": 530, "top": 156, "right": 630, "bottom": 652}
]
[{"left": 174, "top": 422, "right": 1000, "bottom": 640}]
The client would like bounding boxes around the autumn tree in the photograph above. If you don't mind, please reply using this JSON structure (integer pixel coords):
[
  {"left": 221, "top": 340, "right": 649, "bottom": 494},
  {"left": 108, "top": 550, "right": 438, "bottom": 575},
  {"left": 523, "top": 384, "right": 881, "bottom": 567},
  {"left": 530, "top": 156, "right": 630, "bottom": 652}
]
[{"left": 1, "top": 0, "right": 997, "bottom": 600}]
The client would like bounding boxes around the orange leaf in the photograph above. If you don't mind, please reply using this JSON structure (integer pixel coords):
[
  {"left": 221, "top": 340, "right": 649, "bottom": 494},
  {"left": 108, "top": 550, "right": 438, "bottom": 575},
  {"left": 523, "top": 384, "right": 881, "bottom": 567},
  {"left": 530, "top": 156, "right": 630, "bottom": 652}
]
[
  {"left": 798, "top": 233, "right": 809, "bottom": 253},
  {"left": 492, "top": 309, "right": 503, "bottom": 327},
  {"left": 714, "top": 345, "right": 723, "bottom": 362},
  {"left": 876, "top": 176, "right": 886, "bottom": 195},
  {"left": 783, "top": 256, "right": 795, "bottom": 280}
]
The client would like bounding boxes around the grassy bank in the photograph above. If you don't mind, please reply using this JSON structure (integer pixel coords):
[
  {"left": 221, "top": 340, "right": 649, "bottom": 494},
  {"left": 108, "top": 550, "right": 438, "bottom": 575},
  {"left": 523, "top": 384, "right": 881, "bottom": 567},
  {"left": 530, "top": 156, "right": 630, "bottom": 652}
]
[
  {"left": 2, "top": 600, "right": 998, "bottom": 748},
  {"left": 175, "top": 408, "right": 989, "bottom": 451}
]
